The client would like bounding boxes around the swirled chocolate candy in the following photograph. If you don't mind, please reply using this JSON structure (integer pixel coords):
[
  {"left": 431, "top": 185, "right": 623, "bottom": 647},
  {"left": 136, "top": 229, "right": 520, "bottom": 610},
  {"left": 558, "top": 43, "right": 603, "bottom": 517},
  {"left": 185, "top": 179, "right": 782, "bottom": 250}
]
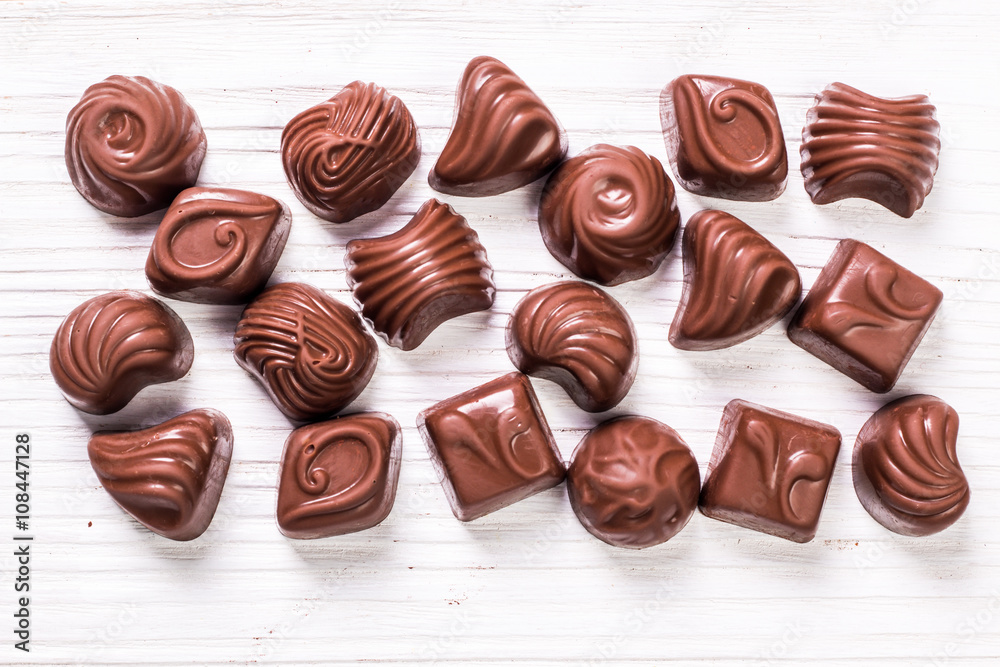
[
  {"left": 801, "top": 83, "right": 940, "bottom": 218},
  {"left": 277, "top": 412, "right": 402, "bottom": 539},
  {"left": 50, "top": 291, "right": 194, "bottom": 415},
  {"left": 88, "top": 409, "right": 233, "bottom": 541},
  {"left": 505, "top": 281, "right": 637, "bottom": 412},
  {"left": 281, "top": 81, "right": 420, "bottom": 223},
  {"left": 65, "top": 75, "right": 207, "bottom": 217},
  {"left": 659, "top": 75, "right": 787, "bottom": 201},
  {"left": 853, "top": 395, "right": 969, "bottom": 537},
  {"left": 417, "top": 372, "right": 565, "bottom": 521},
  {"left": 145, "top": 187, "right": 292, "bottom": 304},
  {"left": 788, "top": 240, "right": 942, "bottom": 393},
  {"left": 538, "top": 144, "right": 680, "bottom": 286},
  {"left": 429, "top": 56, "right": 567, "bottom": 197},
  {"left": 568, "top": 416, "right": 700, "bottom": 549},
  {"left": 233, "top": 283, "right": 378, "bottom": 422},
  {"left": 670, "top": 210, "right": 800, "bottom": 351},
  {"left": 345, "top": 199, "right": 495, "bottom": 350},
  {"left": 699, "top": 400, "right": 841, "bottom": 543}
]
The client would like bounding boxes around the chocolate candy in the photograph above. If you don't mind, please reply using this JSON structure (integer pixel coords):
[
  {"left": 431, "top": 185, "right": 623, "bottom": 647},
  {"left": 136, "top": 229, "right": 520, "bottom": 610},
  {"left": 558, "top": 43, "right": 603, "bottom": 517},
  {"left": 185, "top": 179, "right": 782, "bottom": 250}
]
[
  {"left": 659, "top": 75, "right": 787, "bottom": 202},
  {"left": 699, "top": 400, "right": 841, "bottom": 543},
  {"left": 538, "top": 144, "right": 680, "bottom": 286},
  {"left": 145, "top": 187, "right": 292, "bottom": 304},
  {"left": 65, "top": 76, "right": 207, "bottom": 217},
  {"left": 568, "top": 416, "right": 700, "bottom": 549},
  {"left": 788, "top": 240, "right": 942, "bottom": 393},
  {"left": 281, "top": 81, "right": 420, "bottom": 223},
  {"left": 853, "top": 395, "right": 969, "bottom": 536},
  {"left": 345, "top": 199, "right": 495, "bottom": 350},
  {"left": 417, "top": 372, "right": 565, "bottom": 521},
  {"left": 233, "top": 282, "right": 378, "bottom": 422},
  {"left": 801, "top": 83, "right": 940, "bottom": 218},
  {"left": 670, "top": 210, "right": 801, "bottom": 351},
  {"left": 50, "top": 291, "right": 194, "bottom": 415},
  {"left": 429, "top": 56, "right": 567, "bottom": 197},
  {"left": 277, "top": 412, "right": 402, "bottom": 539},
  {"left": 506, "top": 281, "right": 637, "bottom": 412},
  {"left": 88, "top": 409, "right": 233, "bottom": 541}
]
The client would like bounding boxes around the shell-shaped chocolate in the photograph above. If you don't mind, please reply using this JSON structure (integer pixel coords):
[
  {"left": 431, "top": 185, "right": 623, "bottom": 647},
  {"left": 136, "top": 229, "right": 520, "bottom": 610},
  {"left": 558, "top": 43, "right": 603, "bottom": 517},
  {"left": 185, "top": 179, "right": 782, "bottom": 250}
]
[
  {"left": 345, "top": 199, "right": 495, "bottom": 351},
  {"left": 65, "top": 76, "right": 207, "bottom": 217},
  {"left": 506, "top": 281, "right": 637, "bottom": 412},
  {"left": 233, "top": 283, "right": 378, "bottom": 422},
  {"left": 88, "top": 409, "right": 233, "bottom": 541},
  {"left": 281, "top": 81, "right": 420, "bottom": 223},
  {"left": 801, "top": 83, "right": 941, "bottom": 218},
  {"left": 669, "top": 210, "right": 801, "bottom": 351},
  {"left": 429, "top": 56, "right": 567, "bottom": 197},
  {"left": 146, "top": 187, "right": 292, "bottom": 304},
  {"left": 50, "top": 291, "right": 194, "bottom": 415},
  {"left": 853, "top": 395, "right": 969, "bottom": 536},
  {"left": 538, "top": 144, "right": 679, "bottom": 286}
]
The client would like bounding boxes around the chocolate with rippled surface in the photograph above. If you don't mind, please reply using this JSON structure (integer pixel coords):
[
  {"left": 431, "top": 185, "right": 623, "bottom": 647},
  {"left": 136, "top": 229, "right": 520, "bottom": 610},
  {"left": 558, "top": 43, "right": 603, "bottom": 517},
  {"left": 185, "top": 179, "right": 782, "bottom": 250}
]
[
  {"left": 670, "top": 210, "right": 800, "bottom": 351},
  {"left": 788, "top": 240, "right": 942, "bottom": 393},
  {"left": 417, "top": 373, "right": 565, "bottom": 521},
  {"left": 429, "top": 56, "right": 567, "bottom": 197},
  {"left": 538, "top": 144, "right": 679, "bottom": 286},
  {"left": 88, "top": 409, "right": 233, "bottom": 541},
  {"left": 234, "top": 283, "right": 378, "bottom": 422},
  {"left": 801, "top": 83, "right": 940, "bottom": 218},
  {"left": 50, "top": 291, "right": 194, "bottom": 415},
  {"left": 660, "top": 75, "right": 787, "bottom": 202},
  {"left": 281, "top": 81, "right": 419, "bottom": 223},
  {"left": 146, "top": 187, "right": 292, "bottom": 304},
  {"left": 506, "top": 281, "right": 637, "bottom": 412},
  {"left": 345, "top": 199, "right": 495, "bottom": 351},
  {"left": 65, "top": 76, "right": 207, "bottom": 217},
  {"left": 699, "top": 400, "right": 841, "bottom": 543},
  {"left": 853, "top": 395, "right": 969, "bottom": 536}
]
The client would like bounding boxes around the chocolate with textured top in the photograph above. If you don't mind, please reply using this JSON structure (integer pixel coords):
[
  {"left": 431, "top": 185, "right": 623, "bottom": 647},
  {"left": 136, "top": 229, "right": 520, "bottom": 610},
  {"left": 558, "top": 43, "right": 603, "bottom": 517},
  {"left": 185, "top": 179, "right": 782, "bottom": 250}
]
[
  {"left": 853, "top": 395, "right": 969, "bottom": 537},
  {"left": 506, "top": 281, "right": 637, "bottom": 412},
  {"left": 281, "top": 81, "right": 420, "bottom": 223},
  {"left": 670, "top": 210, "right": 800, "bottom": 351},
  {"left": 788, "top": 240, "right": 942, "bottom": 393},
  {"left": 429, "top": 56, "right": 567, "bottom": 197},
  {"left": 538, "top": 144, "right": 680, "bottom": 286},
  {"left": 50, "top": 291, "right": 194, "bottom": 415},
  {"left": 65, "top": 75, "right": 207, "bottom": 217},
  {"left": 88, "top": 409, "right": 233, "bottom": 541},
  {"left": 345, "top": 199, "right": 495, "bottom": 351},
  {"left": 568, "top": 416, "right": 700, "bottom": 549},
  {"left": 145, "top": 187, "right": 292, "bottom": 304}
]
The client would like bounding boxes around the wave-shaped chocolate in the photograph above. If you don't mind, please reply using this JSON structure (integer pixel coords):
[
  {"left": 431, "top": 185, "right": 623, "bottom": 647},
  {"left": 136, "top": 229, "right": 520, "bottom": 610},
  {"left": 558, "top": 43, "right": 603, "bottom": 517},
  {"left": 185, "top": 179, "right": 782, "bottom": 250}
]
[
  {"left": 234, "top": 283, "right": 378, "bottom": 422},
  {"left": 538, "top": 144, "right": 679, "bottom": 286},
  {"left": 65, "top": 75, "right": 207, "bottom": 217},
  {"left": 345, "top": 199, "right": 495, "bottom": 351},
  {"left": 506, "top": 281, "right": 637, "bottom": 412},
  {"left": 145, "top": 187, "right": 292, "bottom": 304},
  {"left": 50, "top": 291, "right": 194, "bottom": 415},
  {"left": 801, "top": 82, "right": 941, "bottom": 218},
  {"left": 88, "top": 409, "right": 233, "bottom": 541},
  {"left": 277, "top": 412, "right": 402, "bottom": 539},
  {"left": 853, "top": 395, "right": 969, "bottom": 536},
  {"left": 429, "top": 56, "right": 567, "bottom": 197},
  {"left": 670, "top": 210, "right": 801, "bottom": 351},
  {"left": 281, "top": 81, "right": 420, "bottom": 223}
]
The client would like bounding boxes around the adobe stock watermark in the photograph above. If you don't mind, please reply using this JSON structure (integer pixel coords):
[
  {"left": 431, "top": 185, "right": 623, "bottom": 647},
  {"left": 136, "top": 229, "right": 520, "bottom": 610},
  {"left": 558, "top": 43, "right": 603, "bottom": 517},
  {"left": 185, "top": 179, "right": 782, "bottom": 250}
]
[
  {"left": 927, "top": 590, "right": 1000, "bottom": 666},
  {"left": 70, "top": 603, "right": 140, "bottom": 665},
  {"left": 754, "top": 621, "right": 805, "bottom": 666},
  {"left": 879, "top": 0, "right": 935, "bottom": 39},
  {"left": 672, "top": 1, "right": 754, "bottom": 71},
  {"left": 340, "top": 2, "right": 403, "bottom": 62},
  {"left": 585, "top": 581, "right": 676, "bottom": 666}
]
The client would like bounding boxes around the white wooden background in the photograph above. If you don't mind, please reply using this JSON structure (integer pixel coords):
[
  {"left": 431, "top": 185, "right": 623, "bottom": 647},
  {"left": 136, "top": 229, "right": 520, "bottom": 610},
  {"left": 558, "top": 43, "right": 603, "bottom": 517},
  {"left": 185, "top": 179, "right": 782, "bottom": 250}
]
[{"left": 2, "top": 1, "right": 999, "bottom": 665}]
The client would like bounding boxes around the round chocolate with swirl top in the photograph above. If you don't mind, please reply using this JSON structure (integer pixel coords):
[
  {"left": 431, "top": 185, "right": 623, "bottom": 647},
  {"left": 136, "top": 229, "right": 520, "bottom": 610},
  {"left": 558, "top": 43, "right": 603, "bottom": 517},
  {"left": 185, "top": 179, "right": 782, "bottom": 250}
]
[
  {"left": 538, "top": 144, "right": 680, "bottom": 286},
  {"left": 65, "top": 75, "right": 207, "bottom": 217},
  {"left": 568, "top": 416, "right": 701, "bottom": 549},
  {"left": 853, "top": 395, "right": 969, "bottom": 536}
]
